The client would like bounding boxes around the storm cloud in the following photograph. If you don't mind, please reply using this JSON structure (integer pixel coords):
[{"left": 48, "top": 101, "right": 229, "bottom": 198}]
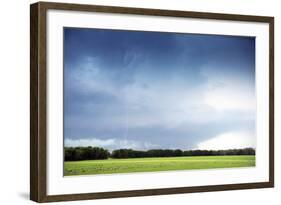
[{"left": 63, "top": 28, "right": 256, "bottom": 151}]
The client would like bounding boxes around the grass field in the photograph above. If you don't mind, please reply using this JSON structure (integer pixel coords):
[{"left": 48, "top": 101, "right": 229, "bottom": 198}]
[{"left": 64, "top": 155, "right": 255, "bottom": 176}]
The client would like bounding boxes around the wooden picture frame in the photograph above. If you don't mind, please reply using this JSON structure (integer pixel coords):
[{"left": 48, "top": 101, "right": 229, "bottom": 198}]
[{"left": 30, "top": 1, "right": 274, "bottom": 202}]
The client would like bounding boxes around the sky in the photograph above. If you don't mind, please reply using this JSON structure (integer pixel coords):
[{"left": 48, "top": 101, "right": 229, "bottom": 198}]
[{"left": 63, "top": 27, "right": 256, "bottom": 151}]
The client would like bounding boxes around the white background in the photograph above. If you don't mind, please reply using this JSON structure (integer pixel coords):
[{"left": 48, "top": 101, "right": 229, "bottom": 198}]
[
  {"left": 47, "top": 9, "right": 269, "bottom": 195},
  {"left": 0, "top": 0, "right": 279, "bottom": 204}
]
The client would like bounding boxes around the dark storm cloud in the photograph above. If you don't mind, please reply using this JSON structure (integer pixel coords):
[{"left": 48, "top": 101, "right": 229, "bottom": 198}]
[{"left": 64, "top": 27, "right": 256, "bottom": 150}]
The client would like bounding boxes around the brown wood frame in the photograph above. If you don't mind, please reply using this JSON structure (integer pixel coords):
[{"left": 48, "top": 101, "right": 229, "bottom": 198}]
[{"left": 30, "top": 1, "right": 274, "bottom": 203}]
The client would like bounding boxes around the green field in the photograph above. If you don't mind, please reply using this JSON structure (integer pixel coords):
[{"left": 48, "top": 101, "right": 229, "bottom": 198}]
[{"left": 64, "top": 155, "right": 255, "bottom": 176}]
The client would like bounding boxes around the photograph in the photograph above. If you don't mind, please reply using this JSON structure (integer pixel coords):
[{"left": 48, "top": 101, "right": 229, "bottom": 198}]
[
  {"left": 30, "top": 2, "right": 274, "bottom": 202},
  {"left": 63, "top": 27, "right": 256, "bottom": 176}
]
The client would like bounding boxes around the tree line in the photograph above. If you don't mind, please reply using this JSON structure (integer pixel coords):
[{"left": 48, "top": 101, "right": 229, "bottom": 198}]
[
  {"left": 64, "top": 147, "right": 110, "bottom": 161},
  {"left": 64, "top": 147, "right": 255, "bottom": 161}
]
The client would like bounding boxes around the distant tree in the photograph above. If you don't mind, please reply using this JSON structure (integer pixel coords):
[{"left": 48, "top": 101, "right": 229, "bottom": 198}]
[
  {"left": 64, "top": 146, "right": 110, "bottom": 161},
  {"left": 65, "top": 147, "right": 255, "bottom": 161},
  {"left": 174, "top": 149, "right": 183, "bottom": 157}
]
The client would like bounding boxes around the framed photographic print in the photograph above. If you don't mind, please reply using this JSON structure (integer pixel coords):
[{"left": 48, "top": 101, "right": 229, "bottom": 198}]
[{"left": 30, "top": 1, "right": 274, "bottom": 202}]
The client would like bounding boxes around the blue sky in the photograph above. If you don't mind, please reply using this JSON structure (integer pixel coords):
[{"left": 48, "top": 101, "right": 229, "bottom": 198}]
[{"left": 63, "top": 27, "right": 256, "bottom": 151}]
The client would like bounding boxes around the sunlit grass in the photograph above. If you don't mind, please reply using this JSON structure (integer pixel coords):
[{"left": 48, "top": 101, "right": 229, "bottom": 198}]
[{"left": 64, "top": 155, "right": 255, "bottom": 176}]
